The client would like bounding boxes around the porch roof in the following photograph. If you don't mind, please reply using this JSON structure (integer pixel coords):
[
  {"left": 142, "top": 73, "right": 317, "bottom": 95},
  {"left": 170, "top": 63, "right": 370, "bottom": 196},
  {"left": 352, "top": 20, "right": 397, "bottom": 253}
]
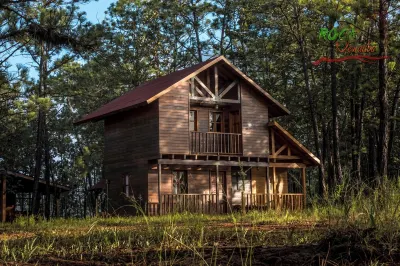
[
  {"left": 268, "top": 121, "right": 320, "bottom": 166},
  {"left": 5, "top": 171, "right": 70, "bottom": 193}
]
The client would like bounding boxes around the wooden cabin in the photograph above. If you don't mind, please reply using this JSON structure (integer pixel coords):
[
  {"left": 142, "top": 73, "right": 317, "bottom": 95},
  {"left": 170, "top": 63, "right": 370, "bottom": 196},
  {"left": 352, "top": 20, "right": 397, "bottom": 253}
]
[
  {"left": 0, "top": 170, "right": 70, "bottom": 222},
  {"left": 76, "top": 56, "right": 320, "bottom": 215}
]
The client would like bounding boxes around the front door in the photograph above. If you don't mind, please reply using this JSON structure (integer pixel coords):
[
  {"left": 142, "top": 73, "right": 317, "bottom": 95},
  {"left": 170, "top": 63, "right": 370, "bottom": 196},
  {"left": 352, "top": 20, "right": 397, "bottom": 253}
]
[{"left": 210, "top": 171, "right": 227, "bottom": 213}]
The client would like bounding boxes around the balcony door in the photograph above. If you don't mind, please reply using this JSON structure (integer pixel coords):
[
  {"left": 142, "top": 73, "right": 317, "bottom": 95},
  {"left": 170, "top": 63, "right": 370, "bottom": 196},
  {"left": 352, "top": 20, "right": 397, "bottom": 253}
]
[{"left": 229, "top": 111, "right": 240, "bottom": 133}]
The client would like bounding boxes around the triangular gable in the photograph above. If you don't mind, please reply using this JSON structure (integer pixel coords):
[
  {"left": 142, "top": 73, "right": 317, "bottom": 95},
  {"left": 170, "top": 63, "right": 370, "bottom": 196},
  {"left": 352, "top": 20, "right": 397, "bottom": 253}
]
[
  {"left": 75, "top": 56, "right": 289, "bottom": 125},
  {"left": 268, "top": 121, "right": 320, "bottom": 166}
]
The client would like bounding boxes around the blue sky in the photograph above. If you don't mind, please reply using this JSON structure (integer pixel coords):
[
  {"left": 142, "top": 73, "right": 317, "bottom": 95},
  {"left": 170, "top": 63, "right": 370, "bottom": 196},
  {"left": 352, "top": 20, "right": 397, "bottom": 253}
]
[{"left": 7, "top": 0, "right": 116, "bottom": 78}]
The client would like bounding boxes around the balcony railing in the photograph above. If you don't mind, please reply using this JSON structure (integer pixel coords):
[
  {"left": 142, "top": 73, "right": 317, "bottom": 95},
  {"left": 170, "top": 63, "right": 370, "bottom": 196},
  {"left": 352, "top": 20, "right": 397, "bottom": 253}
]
[{"left": 190, "top": 132, "right": 242, "bottom": 155}]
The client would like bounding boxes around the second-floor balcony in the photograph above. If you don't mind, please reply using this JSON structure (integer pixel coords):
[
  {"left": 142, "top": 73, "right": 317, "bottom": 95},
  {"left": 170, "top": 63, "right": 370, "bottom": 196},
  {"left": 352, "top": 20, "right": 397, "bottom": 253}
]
[{"left": 190, "top": 131, "right": 242, "bottom": 155}]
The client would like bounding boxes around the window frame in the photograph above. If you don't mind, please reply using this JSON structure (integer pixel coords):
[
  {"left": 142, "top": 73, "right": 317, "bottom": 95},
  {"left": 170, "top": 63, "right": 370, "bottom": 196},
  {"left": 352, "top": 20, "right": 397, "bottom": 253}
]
[
  {"left": 189, "top": 110, "right": 198, "bottom": 131},
  {"left": 172, "top": 171, "right": 188, "bottom": 194},
  {"left": 209, "top": 111, "right": 224, "bottom": 132}
]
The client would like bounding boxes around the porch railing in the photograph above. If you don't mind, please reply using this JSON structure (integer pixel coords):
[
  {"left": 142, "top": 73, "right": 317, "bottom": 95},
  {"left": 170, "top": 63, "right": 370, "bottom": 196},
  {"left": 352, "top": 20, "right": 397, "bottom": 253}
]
[
  {"left": 160, "top": 194, "right": 218, "bottom": 214},
  {"left": 190, "top": 132, "right": 242, "bottom": 155},
  {"left": 244, "top": 193, "right": 304, "bottom": 210},
  {"left": 147, "top": 193, "right": 304, "bottom": 215}
]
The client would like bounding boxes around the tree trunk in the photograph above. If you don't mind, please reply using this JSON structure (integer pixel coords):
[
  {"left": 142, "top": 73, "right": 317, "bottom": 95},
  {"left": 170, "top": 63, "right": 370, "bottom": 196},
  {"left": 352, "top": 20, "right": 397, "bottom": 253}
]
[
  {"left": 44, "top": 120, "right": 51, "bottom": 220},
  {"left": 330, "top": 39, "right": 343, "bottom": 185},
  {"left": 377, "top": 0, "right": 389, "bottom": 178},
  {"left": 294, "top": 5, "right": 326, "bottom": 198},
  {"left": 191, "top": 0, "right": 202, "bottom": 62},
  {"left": 32, "top": 42, "right": 46, "bottom": 215},
  {"left": 388, "top": 83, "right": 400, "bottom": 166}
]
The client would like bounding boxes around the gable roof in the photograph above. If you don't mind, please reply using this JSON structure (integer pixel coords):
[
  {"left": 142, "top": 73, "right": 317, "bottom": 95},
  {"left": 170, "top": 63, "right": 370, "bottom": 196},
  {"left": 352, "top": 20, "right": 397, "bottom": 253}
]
[
  {"left": 75, "top": 56, "right": 290, "bottom": 125},
  {"left": 268, "top": 121, "right": 320, "bottom": 166}
]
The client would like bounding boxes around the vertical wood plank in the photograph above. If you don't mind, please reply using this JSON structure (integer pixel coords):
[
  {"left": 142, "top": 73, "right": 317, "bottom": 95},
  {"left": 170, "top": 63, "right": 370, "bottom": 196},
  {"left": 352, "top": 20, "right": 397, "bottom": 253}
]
[
  {"left": 302, "top": 167, "right": 306, "bottom": 209},
  {"left": 216, "top": 166, "right": 219, "bottom": 213},
  {"left": 266, "top": 166, "right": 270, "bottom": 209},
  {"left": 191, "top": 77, "right": 195, "bottom": 96},
  {"left": 214, "top": 66, "right": 218, "bottom": 98},
  {"left": 158, "top": 164, "right": 161, "bottom": 215}
]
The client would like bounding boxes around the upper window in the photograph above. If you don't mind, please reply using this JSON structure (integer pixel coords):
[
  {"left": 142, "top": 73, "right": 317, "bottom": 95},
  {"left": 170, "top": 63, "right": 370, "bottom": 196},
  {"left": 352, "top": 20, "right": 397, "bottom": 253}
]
[
  {"left": 209, "top": 111, "right": 223, "bottom": 132},
  {"left": 172, "top": 171, "right": 188, "bottom": 194},
  {"left": 189, "top": 110, "right": 197, "bottom": 131}
]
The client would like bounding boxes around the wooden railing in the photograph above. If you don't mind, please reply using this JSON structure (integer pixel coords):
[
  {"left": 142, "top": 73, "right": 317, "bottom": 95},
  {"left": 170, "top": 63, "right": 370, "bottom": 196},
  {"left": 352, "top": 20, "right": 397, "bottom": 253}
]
[
  {"left": 160, "top": 194, "right": 218, "bottom": 214},
  {"left": 147, "top": 193, "right": 304, "bottom": 216},
  {"left": 190, "top": 132, "right": 242, "bottom": 155},
  {"left": 245, "top": 193, "right": 304, "bottom": 210}
]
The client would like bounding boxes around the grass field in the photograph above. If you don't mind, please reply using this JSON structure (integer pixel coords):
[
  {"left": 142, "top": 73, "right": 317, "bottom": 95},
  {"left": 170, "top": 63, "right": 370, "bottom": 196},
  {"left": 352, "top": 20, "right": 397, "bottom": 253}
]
[{"left": 1, "top": 179, "right": 400, "bottom": 265}]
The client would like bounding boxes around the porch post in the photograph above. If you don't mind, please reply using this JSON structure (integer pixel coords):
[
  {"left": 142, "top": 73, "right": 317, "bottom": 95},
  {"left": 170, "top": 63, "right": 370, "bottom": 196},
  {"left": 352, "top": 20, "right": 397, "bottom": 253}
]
[
  {"left": 266, "top": 166, "right": 270, "bottom": 209},
  {"left": 158, "top": 163, "right": 162, "bottom": 215},
  {"left": 0, "top": 171, "right": 6, "bottom": 222},
  {"left": 302, "top": 167, "right": 306, "bottom": 208},
  {"left": 216, "top": 165, "right": 219, "bottom": 213},
  {"left": 272, "top": 167, "right": 276, "bottom": 209}
]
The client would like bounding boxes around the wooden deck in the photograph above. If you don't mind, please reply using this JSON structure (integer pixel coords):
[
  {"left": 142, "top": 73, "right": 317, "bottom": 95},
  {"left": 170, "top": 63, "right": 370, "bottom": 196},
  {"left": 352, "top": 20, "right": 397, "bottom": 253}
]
[{"left": 147, "top": 193, "right": 304, "bottom": 215}]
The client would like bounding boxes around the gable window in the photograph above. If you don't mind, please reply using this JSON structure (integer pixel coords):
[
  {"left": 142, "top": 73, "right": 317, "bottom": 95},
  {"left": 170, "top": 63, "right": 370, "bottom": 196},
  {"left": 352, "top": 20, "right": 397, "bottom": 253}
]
[
  {"left": 209, "top": 111, "right": 223, "bottom": 132},
  {"left": 189, "top": 110, "right": 197, "bottom": 131},
  {"left": 172, "top": 171, "right": 188, "bottom": 194}
]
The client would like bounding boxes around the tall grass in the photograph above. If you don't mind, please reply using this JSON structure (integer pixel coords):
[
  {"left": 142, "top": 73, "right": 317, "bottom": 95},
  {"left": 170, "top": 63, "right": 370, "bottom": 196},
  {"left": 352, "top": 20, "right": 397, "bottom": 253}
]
[{"left": 0, "top": 177, "right": 399, "bottom": 264}]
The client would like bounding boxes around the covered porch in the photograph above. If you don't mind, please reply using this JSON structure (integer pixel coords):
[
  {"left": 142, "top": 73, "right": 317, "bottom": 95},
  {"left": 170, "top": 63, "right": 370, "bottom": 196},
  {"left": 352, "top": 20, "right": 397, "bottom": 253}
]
[
  {"left": 0, "top": 170, "right": 70, "bottom": 222},
  {"left": 147, "top": 121, "right": 320, "bottom": 216}
]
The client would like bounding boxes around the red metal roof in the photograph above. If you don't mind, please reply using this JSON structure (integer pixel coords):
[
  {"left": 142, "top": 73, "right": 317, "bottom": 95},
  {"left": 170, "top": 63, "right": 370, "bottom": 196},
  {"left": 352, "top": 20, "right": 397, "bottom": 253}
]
[{"left": 75, "top": 56, "right": 289, "bottom": 124}]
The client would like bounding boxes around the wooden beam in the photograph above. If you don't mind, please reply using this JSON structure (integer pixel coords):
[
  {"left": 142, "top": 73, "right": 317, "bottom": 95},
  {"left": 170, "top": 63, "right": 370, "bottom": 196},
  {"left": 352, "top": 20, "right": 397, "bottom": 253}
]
[
  {"left": 1, "top": 172, "right": 6, "bottom": 222},
  {"left": 158, "top": 164, "right": 162, "bottom": 215},
  {"left": 190, "top": 77, "right": 195, "bottom": 96},
  {"left": 216, "top": 165, "right": 219, "bottom": 213},
  {"left": 194, "top": 76, "right": 215, "bottom": 98},
  {"left": 288, "top": 147, "right": 291, "bottom": 156},
  {"left": 269, "top": 162, "right": 306, "bottom": 168},
  {"left": 269, "top": 155, "right": 302, "bottom": 159},
  {"left": 157, "top": 159, "right": 268, "bottom": 167},
  {"left": 219, "top": 80, "right": 238, "bottom": 98},
  {"left": 189, "top": 96, "right": 240, "bottom": 104},
  {"left": 195, "top": 86, "right": 205, "bottom": 97},
  {"left": 274, "top": 144, "right": 287, "bottom": 156},
  {"left": 302, "top": 167, "right": 306, "bottom": 208},
  {"left": 207, "top": 68, "right": 210, "bottom": 89},
  {"left": 271, "top": 129, "right": 275, "bottom": 154},
  {"left": 214, "top": 66, "right": 219, "bottom": 98},
  {"left": 266, "top": 166, "right": 270, "bottom": 209}
]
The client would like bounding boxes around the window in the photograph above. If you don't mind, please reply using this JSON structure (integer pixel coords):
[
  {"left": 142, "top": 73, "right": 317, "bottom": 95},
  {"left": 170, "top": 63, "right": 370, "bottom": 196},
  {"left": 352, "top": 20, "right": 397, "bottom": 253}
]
[
  {"left": 209, "top": 111, "right": 223, "bottom": 132},
  {"left": 122, "top": 175, "right": 130, "bottom": 196},
  {"left": 172, "top": 171, "right": 188, "bottom": 194},
  {"left": 232, "top": 167, "right": 251, "bottom": 191},
  {"left": 189, "top": 110, "right": 197, "bottom": 131}
]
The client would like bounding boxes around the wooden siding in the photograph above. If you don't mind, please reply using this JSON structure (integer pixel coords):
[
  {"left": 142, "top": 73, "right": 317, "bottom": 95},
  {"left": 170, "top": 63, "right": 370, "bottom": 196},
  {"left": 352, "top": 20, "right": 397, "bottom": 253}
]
[
  {"left": 189, "top": 171, "right": 210, "bottom": 194},
  {"left": 104, "top": 102, "right": 159, "bottom": 214},
  {"left": 251, "top": 168, "right": 266, "bottom": 194},
  {"left": 159, "top": 82, "right": 190, "bottom": 154},
  {"left": 240, "top": 82, "right": 269, "bottom": 157}
]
